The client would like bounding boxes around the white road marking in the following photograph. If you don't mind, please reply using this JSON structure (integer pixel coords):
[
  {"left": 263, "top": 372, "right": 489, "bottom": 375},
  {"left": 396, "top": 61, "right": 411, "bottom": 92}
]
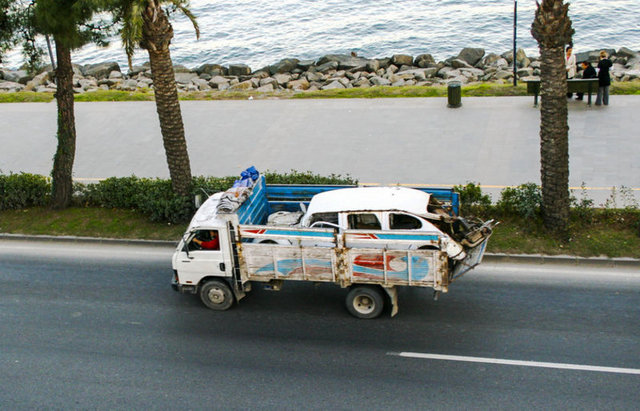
[{"left": 389, "top": 352, "right": 640, "bottom": 375}]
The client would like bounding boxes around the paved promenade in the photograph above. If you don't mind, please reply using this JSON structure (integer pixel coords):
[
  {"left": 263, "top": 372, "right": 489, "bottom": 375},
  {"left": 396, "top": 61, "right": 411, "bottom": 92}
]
[{"left": 1, "top": 95, "right": 638, "bottom": 204}]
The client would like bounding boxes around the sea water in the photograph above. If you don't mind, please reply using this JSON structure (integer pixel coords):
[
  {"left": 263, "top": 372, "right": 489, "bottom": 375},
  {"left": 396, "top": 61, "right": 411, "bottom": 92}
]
[{"left": 4, "top": 0, "right": 640, "bottom": 70}]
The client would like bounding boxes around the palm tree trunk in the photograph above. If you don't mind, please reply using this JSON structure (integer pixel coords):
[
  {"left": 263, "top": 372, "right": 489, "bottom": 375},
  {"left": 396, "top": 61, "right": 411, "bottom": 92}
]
[
  {"left": 51, "top": 39, "right": 76, "bottom": 209},
  {"left": 142, "top": 2, "right": 192, "bottom": 197},
  {"left": 539, "top": 45, "right": 570, "bottom": 236}
]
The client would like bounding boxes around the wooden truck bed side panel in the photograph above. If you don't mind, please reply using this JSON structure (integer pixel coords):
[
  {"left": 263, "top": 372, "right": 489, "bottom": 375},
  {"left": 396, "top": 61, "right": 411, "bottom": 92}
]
[
  {"left": 238, "top": 225, "right": 449, "bottom": 289},
  {"left": 240, "top": 244, "right": 448, "bottom": 289},
  {"left": 346, "top": 249, "right": 447, "bottom": 288},
  {"left": 240, "top": 244, "right": 338, "bottom": 283}
]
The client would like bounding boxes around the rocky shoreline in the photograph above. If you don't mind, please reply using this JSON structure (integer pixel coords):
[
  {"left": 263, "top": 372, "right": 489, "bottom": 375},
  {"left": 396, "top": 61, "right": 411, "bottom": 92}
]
[{"left": 1, "top": 47, "right": 639, "bottom": 94}]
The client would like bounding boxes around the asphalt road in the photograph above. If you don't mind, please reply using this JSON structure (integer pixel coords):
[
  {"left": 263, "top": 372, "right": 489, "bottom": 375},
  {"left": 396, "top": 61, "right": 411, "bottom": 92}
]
[
  {"left": 1, "top": 96, "right": 639, "bottom": 204},
  {"left": 1, "top": 240, "right": 639, "bottom": 409}
]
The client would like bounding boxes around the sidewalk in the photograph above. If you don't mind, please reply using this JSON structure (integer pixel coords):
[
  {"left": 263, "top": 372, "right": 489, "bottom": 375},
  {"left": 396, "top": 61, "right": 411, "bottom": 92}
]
[{"left": 1, "top": 96, "right": 639, "bottom": 205}]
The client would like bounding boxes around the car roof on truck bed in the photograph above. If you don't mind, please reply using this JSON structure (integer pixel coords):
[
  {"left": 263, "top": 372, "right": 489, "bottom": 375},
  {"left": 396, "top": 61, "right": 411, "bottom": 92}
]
[{"left": 305, "top": 186, "right": 430, "bottom": 216}]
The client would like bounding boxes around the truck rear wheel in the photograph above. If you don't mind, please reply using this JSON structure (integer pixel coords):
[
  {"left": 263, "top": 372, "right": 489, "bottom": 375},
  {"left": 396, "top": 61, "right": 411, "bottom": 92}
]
[
  {"left": 199, "top": 280, "right": 234, "bottom": 311},
  {"left": 346, "top": 286, "right": 384, "bottom": 319}
]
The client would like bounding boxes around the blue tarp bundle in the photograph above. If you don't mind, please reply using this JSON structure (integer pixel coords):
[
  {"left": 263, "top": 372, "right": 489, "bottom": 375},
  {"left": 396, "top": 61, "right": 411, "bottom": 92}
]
[
  {"left": 233, "top": 166, "right": 259, "bottom": 188},
  {"left": 219, "top": 167, "right": 261, "bottom": 213}
]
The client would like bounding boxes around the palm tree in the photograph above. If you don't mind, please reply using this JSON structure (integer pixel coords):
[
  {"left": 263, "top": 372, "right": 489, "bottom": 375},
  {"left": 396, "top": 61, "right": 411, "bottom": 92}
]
[
  {"left": 531, "top": 0, "right": 574, "bottom": 237},
  {"left": 28, "top": 0, "right": 111, "bottom": 209},
  {"left": 117, "top": 0, "right": 198, "bottom": 197},
  {"left": 50, "top": 37, "right": 77, "bottom": 209}
]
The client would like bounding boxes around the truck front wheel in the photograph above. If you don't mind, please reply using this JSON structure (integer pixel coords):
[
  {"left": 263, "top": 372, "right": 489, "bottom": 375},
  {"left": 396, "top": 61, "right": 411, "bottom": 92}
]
[
  {"left": 199, "top": 280, "right": 234, "bottom": 311},
  {"left": 345, "top": 286, "right": 384, "bottom": 319}
]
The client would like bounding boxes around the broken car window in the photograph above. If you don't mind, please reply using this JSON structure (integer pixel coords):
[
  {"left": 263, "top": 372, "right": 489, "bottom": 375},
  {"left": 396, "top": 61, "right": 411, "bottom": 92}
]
[
  {"left": 389, "top": 213, "right": 422, "bottom": 230},
  {"left": 348, "top": 213, "right": 381, "bottom": 230},
  {"left": 309, "top": 212, "right": 339, "bottom": 226}
]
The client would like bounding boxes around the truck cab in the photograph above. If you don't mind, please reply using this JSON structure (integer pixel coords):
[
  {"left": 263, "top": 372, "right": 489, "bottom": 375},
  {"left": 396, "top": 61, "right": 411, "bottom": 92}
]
[{"left": 172, "top": 193, "right": 235, "bottom": 294}]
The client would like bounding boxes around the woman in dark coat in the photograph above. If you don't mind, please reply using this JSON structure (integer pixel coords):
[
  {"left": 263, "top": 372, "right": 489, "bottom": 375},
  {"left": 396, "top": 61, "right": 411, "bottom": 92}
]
[{"left": 596, "top": 50, "right": 613, "bottom": 106}]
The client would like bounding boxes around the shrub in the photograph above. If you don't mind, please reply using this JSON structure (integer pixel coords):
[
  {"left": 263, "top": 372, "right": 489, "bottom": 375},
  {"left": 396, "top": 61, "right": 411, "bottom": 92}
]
[
  {"left": 263, "top": 170, "right": 357, "bottom": 185},
  {"left": 570, "top": 182, "right": 595, "bottom": 222},
  {"left": 599, "top": 185, "right": 640, "bottom": 226},
  {"left": 192, "top": 175, "right": 238, "bottom": 197},
  {"left": 0, "top": 173, "right": 50, "bottom": 210},
  {"left": 497, "top": 183, "right": 542, "bottom": 219},
  {"left": 70, "top": 171, "right": 357, "bottom": 224},
  {"left": 453, "top": 182, "right": 491, "bottom": 216},
  {"left": 78, "top": 176, "right": 193, "bottom": 223}
]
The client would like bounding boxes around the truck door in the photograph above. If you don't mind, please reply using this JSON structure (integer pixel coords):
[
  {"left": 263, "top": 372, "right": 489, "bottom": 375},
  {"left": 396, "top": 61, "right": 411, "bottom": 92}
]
[{"left": 175, "top": 229, "right": 233, "bottom": 285}]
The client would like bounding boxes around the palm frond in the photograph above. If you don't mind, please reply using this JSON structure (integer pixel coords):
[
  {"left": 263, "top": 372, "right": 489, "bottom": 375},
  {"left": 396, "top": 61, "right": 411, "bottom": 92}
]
[
  {"left": 176, "top": 3, "right": 199, "bottom": 39},
  {"left": 120, "top": 0, "right": 145, "bottom": 68},
  {"left": 168, "top": 0, "right": 199, "bottom": 38}
]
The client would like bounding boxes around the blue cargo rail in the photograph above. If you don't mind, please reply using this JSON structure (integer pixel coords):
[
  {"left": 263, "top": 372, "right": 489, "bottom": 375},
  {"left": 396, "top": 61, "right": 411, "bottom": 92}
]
[
  {"left": 266, "top": 183, "right": 460, "bottom": 216},
  {"left": 235, "top": 176, "right": 461, "bottom": 226}
]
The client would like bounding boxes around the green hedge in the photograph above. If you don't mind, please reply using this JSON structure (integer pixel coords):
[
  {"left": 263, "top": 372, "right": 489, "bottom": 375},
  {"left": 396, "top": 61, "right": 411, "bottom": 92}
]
[
  {"left": 0, "top": 173, "right": 50, "bottom": 210},
  {"left": 71, "top": 171, "right": 358, "bottom": 224},
  {"left": 3, "top": 172, "right": 637, "bottom": 231}
]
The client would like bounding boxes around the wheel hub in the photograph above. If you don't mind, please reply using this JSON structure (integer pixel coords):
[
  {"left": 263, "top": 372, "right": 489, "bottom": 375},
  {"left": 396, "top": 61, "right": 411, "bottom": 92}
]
[
  {"left": 354, "top": 295, "right": 375, "bottom": 315},
  {"left": 207, "top": 287, "right": 225, "bottom": 304}
]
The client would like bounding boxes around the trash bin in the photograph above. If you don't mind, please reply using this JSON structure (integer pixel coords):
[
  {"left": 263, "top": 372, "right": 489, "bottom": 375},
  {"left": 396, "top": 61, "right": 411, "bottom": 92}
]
[{"left": 447, "top": 81, "right": 462, "bottom": 108}]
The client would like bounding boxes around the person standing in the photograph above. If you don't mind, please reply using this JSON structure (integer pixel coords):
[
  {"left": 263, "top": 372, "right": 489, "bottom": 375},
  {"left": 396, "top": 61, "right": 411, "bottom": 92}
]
[
  {"left": 576, "top": 61, "right": 596, "bottom": 101},
  {"left": 566, "top": 45, "right": 577, "bottom": 98},
  {"left": 596, "top": 50, "right": 613, "bottom": 106}
]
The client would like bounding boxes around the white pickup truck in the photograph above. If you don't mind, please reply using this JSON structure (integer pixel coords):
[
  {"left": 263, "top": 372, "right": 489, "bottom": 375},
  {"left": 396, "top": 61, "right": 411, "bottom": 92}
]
[{"left": 172, "top": 171, "right": 494, "bottom": 318}]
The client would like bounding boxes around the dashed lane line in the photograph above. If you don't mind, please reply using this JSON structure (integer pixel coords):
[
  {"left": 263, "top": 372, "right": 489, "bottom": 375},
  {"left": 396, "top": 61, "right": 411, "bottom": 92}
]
[{"left": 388, "top": 352, "right": 640, "bottom": 375}]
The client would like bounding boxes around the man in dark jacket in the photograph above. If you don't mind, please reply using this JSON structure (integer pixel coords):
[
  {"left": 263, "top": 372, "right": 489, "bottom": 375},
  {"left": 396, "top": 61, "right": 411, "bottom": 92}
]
[{"left": 576, "top": 61, "right": 597, "bottom": 100}]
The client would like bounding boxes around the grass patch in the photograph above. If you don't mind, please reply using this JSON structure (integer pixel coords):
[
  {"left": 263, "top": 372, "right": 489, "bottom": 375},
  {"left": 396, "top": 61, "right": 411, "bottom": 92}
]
[
  {"left": 179, "top": 90, "right": 295, "bottom": 100},
  {"left": 292, "top": 85, "right": 446, "bottom": 99},
  {"left": 610, "top": 79, "right": 640, "bottom": 95},
  {"left": 1, "top": 80, "right": 638, "bottom": 102},
  {"left": 462, "top": 83, "right": 529, "bottom": 96},
  {"left": 0, "top": 91, "right": 54, "bottom": 103},
  {"left": 73, "top": 89, "right": 155, "bottom": 102},
  {"left": 488, "top": 214, "right": 640, "bottom": 258},
  {"left": 0, "top": 207, "right": 184, "bottom": 241}
]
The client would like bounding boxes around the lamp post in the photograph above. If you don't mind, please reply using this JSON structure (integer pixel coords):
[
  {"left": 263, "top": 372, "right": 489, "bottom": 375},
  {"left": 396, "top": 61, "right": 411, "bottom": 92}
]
[{"left": 513, "top": 0, "right": 517, "bottom": 86}]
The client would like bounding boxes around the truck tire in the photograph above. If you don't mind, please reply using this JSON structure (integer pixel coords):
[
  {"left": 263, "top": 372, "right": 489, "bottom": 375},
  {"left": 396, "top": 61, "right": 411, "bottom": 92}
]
[
  {"left": 345, "top": 286, "right": 384, "bottom": 319},
  {"left": 199, "top": 280, "right": 234, "bottom": 311}
]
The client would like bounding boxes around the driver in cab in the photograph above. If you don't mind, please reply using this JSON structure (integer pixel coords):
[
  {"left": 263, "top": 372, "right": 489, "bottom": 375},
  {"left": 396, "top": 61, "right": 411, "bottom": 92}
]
[{"left": 191, "top": 230, "right": 220, "bottom": 250}]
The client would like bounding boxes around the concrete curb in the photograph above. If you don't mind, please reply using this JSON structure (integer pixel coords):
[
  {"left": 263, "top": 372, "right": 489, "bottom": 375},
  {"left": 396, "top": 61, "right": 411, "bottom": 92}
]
[
  {"left": 483, "top": 253, "right": 640, "bottom": 269},
  {"left": 0, "top": 233, "right": 177, "bottom": 248},
  {"left": 2, "top": 233, "right": 639, "bottom": 269}
]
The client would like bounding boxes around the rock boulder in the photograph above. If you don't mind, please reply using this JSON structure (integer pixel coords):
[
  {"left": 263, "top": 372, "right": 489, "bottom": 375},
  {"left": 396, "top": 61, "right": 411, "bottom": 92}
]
[
  {"left": 617, "top": 47, "right": 638, "bottom": 59},
  {"left": 414, "top": 54, "right": 435, "bottom": 68},
  {"left": 195, "top": 64, "right": 227, "bottom": 76},
  {"left": 391, "top": 54, "right": 414, "bottom": 66},
  {"left": 269, "top": 58, "right": 300, "bottom": 75},
  {"left": 457, "top": 48, "right": 485, "bottom": 66},
  {"left": 228, "top": 64, "right": 251, "bottom": 76},
  {"left": 84, "top": 62, "right": 121, "bottom": 79}
]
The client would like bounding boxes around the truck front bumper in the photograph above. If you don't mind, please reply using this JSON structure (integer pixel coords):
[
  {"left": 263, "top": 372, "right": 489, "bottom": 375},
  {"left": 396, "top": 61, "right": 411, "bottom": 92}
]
[{"left": 171, "top": 276, "right": 197, "bottom": 294}]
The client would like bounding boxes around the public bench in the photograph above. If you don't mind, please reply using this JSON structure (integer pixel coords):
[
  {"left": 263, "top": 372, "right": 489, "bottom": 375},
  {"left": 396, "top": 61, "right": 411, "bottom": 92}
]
[{"left": 525, "top": 78, "right": 599, "bottom": 107}]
